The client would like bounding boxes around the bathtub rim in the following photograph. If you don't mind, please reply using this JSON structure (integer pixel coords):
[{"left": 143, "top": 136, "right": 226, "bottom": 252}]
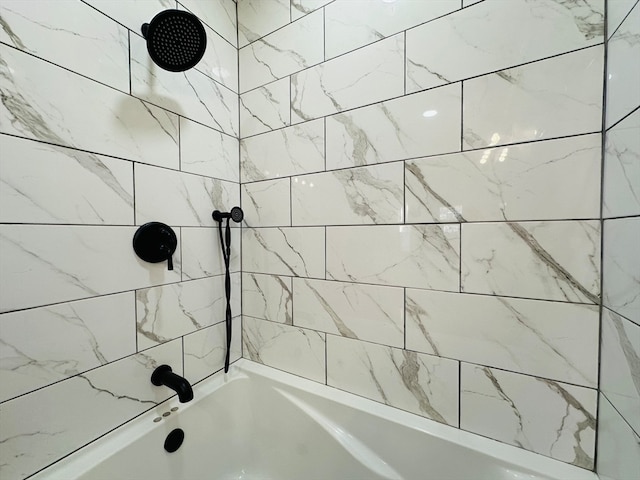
[{"left": 31, "top": 358, "right": 599, "bottom": 480}]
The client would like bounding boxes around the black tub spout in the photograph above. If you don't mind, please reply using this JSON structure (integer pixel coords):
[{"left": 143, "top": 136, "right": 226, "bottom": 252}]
[{"left": 151, "top": 365, "right": 193, "bottom": 403}]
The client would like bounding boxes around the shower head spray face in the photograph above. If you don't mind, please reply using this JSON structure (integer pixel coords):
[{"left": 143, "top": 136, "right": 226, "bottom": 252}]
[{"left": 141, "top": 9, "right": 207, "bottom": 72}]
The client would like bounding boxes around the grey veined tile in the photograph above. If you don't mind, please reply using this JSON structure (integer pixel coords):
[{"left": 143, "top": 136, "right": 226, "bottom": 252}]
[
  {"left": 597, "top": 394, "right": 640, "bottom": 480},
  {"left": 240, "top": 77, "right": 290, "bottom": 137},
  {"left": 242, "top": 273, "right": 293, "bottom": 324}
]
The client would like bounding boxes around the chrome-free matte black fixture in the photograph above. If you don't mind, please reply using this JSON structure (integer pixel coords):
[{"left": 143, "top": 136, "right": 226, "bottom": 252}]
[
  {"left": 164, "top": 428, "right": 185, "bottom": 453},
  {"left": 141, "top": 9, "right": 207, "bottom": 72},
  {"left": 132, "top": 222, "right": 177, "bottom": 270},
  {"left": 151, "top": 365, "right": 193, "bottom": 403},
  {"left": 212, "top": 207, "right": 244, "bottom": 373}
]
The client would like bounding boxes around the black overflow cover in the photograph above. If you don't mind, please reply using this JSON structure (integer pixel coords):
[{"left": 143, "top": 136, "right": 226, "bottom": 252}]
[
  {"left": 133, "top": 222, "right": 177, "bottom": 270},
  {"left": 164, "top": 428, "right": 185, "bottom": 453}
]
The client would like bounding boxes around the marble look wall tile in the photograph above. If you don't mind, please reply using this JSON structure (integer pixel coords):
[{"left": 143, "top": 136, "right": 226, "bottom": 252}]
[
  {"left": 136, "top": 274, "right": 241, "bottom": 350},
  {"left": 603, "top": 109, "right": 640, "bottom": 218},
  {"left": 600, "top": 308, "right": 640, "bottom": 433},
  {"left": 606, "top": 4, "right": 640, "bottom": 128},
  {"left": 405, "top": 134, "right": 601, "bottom": 223},
  {"left": 462, "top": 0, "right": 483, "bottom": 6},
  {"left": 325, "top": 0, "right": 458, "bottom": 60},
  {"left": 463, "top": 46, "right": 603, "bottom": 149},
  {"left": 240, "top": 10, "right": 323, "bottom": 92},
  {"left": 0, "top": 44, "right": 179, "bottom": 169},
  {"left": 181, "top": 226, "right": 240, "bottom": 280},
  {"left": 135, "top": 163, "right": 240, "bottom": 227},
  {"left": 184, "top": 317, "right": 242, "bottom": 383},
  {"left": 0, "top": 135, "right": 134, "bottom": 225},
  {"left": 597, "top": 394, "right": 640, "bottom": 480},
  {"left": 327, "top": 225, "right": 460, "bottom": 290},
  {"left": 130, "top": 35, "right": 239, "bottom": 136},
  {"left": 242, "top": 227, "right": 325, "bottom": 278},
  {"left": 607, "top": 0, "right": 638, "bottom": 37},
  {"left": 603, "top": 217, "right": 640, "bottom": 324},
  {"left": 180, "top": 118, "right": 239, "bottom": 183},
  {"left": 242, "top": 316, "right": 325, "bottom": 382},
  {"left": 241, "top": 178, "right": 291, "bottom": 227},
  {"left": 461, "top": 221, "right": 600, "bottom": 304},
  {"left": 82, "top": 0, "right": 176, "bottom": 36},
  {"left": 237, "top": 0, "right": 289, "bottom": 47},
  {"left": 0, "top": 340, "right": 182, "bottom": 480},
  {"left": 0, "top": 225, "right": 181, "bottom": 312},
  {"left": 242, "top": 273, "right": 293, "bottom": 324},
  {"left": 291, "top": 0, "right": 333, "bottom": 20},
  {"left": 240, "top": 77, "right": 290, "bottom": 137},
  {"left": 179, "top": 0, "right": 238, "bottom": 47},
  {"left": 292, "top": 163, "right": 404, "bottom": 226},
  {"left": 291, "top": 34, "right": 405, "bottom": 123},
  {"left": 0, "top": 293, "right": 136, "bottom": 403},
  {"left": 0, "top": 0, "right": 129, "bottom": 92},
  {"left": 460, "top": 365, "right": 597, "bottom": 468},
  {"left": 325, "top": 84, "right": 461, "bottom": 170},
  {"left": 406, "top": 0, "right": 604, "bottom": 92},
  {"left": 293, "top": 279, "right": 404, "bottom": 347},
  {"left": 240, "top": 119, "right": 324, "bottom": 181},
  {"left": 327, "top": 336, "right": 459, "bottom": 425},
  {"left": 406, "top": 289, "right": 599, "bottom": 387}
]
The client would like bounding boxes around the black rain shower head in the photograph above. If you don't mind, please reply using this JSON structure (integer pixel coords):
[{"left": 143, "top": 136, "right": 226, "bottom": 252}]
[{"left": 141, "top": 9, "right": 207, "bottom": 72}]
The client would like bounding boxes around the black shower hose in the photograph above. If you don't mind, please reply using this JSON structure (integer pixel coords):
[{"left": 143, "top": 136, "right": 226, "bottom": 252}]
[{"left": 217, "top": 218, "right": 233, "bottom": 373}]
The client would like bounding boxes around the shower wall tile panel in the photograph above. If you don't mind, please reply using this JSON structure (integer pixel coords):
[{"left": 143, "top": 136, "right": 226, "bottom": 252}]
[
  {"left": 461, "top": 221, "right": 601, "bottom": 304},
  {"left": 0, "top": 225, "right": 183, "bottom": 313},
  {"left": 0, "top": 340, "right": 183, "bottom": 480},
  {"left": 405, "top": 134, "right": 602, "bottom": 223},
  {"left": 603, "top": 109, "right": 640, "bottom": 218},
  {"left": 242, "top": 227, "right": 325, "bottom": 278},
  {"left": 0, "top": 44, "right": 180, "bottom": 169},
  {"left": 324, "top": 0, "right": 459, "bottom": 60},
  {"left": 406, "top": 289, "right": 599, "bottom": 387},
  {"left": 460, "top": 364, "right": 597, "bottom": 468},
  {"left": 241, "top": 178, "right": 292, "bottom": 227},
  {"left": 603, "top": 217, "right": 640, "bottom": 324},
  {"left": 607, "top": 0, "right": 638, "bottom": 37},
  {"left": 0, "top": 1, "right": 241, "bottom": 476},
  {"left": 136, "top": 273, "right": 241, "bottom": 350},
  {"left": 293, "top": 278, "right": 405, "bottom": 347},
  {"left": 0, "top": 292, "right": 136, "bottom": 403},
  {"left": 240, "top": 119, "right": 325, "bottom": 182},
  {"left": 0, "top": 135, "right": 134, "bottom": 225},
  {"left": 242, "top": 316, "right": 326, "bottom": 382},
  {"left": 242, "top": 273, "right": 293, "bottom": 324},
  {"left": 327, "top": 335, "right": 459, "bottom": 426},
  {"left": 180, "top": 118, "right": 240, "bottom": 183},
  {"left": 240, "top": 77, "right": 290, "bottom": 137},
  {"left": 596, "top": 394, "right": 640, "bottom": 480},
  {"left": 0, "top": 0, "right": 130, "bottom": 92},
  {"left": 291, "top": 34, "right": 405, "bottom": 123},
  {"left": 406, "top": 0, "right": 604, "bottom": 93},
  {"left": 325, "top": 84, "right": 462, "bottom": 170},
  {"left": 290, "top": 0, "right": 333, "bottom": 20},
  {"left": 183, "top": 316, "right": 242, "bottom": 383},
  {"left": 326, "top": 225, "right": 460, "bottom": 290},
  {"left": 463, "top": 46, "right": 604, "bottom": 149},
  {"left": 130, "top": 35, "right": 239, "bottom": 136},
  {"left": 239, "top": 10, "right": 323, "bottom": 93},
  {"left": 237, "top": 0, "right": 289, "bottom": 47},
  {"left": 605, "top": 3, "right": 640, "bottom": 128},
  {"left": 291, "top": 163, "right": 405, "bottom": 226},
  {"left": 599, "top": 308, "right": 640, "bottom": 433},
  {"left": 134, "top": 163, "right": 240, "bottom": 227}
]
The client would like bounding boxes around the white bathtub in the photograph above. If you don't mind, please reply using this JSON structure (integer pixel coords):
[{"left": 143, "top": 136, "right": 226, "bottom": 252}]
[{"left": 33, "top": 359, "right": 597, "bottom": 480}]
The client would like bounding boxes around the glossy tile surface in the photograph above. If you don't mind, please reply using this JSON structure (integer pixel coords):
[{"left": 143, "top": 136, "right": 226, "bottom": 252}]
[
  {"left": 291, "top": 0, "right": 332, "bottom": 20},
  {"left": 325, "top": 84, "right": 461, "bottom": 170},
  {"left": 240, "top": 78, "right": 290, "bottom": 137},
  {"left": 460, "top": 364, "right": 597, "bottom": 468},
  {"left": 405, "top": 134, "right": 601, "bottom": 223},
  {"left": 242, "top": 273, "right": 293, "bottom": 324},
  {"left": 326, "top": 225, "right": 460, "bottom": 290},
  {"left": 327, "top": 336, "right": 459, "bottom": 425},
  {"left": 292, "top": 163, "right": 404, "bottom": 226},
  {"left": 179, "top": 0, "right": 238, "bottom": 47},
  {"left": 241, "top": 178, "right": 291, "bottom": 227},
  {"left": 406, "top": 289, "right": 599, "bottom": 387},
  {"left": 237, "top": 0, "right": 289, "bottom": 47},
  {"left": 293, "top": 279, "right": 404, "bottom": 347},
  {"left": 181, "top": 227, "right": 241, "bottom": 280},
  {"left": 463, "top": 46, "right": 603, "bottom": 149},
  {"left": 461, "top": 221, "right": 600, "bottom": 304}
]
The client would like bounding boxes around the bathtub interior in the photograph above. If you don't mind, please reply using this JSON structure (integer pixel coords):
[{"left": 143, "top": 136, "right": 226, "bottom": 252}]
[{"left": 33, "top": 360, "right": 599, "bottom": 480}]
